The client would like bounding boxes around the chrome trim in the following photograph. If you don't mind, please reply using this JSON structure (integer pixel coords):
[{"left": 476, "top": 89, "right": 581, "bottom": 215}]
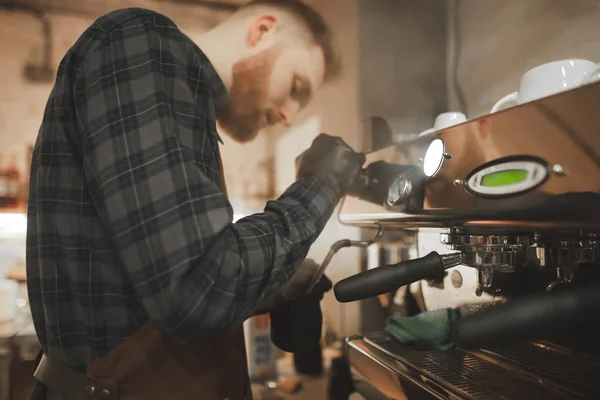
[{"left": 338, "top": 212, "right": 600, "bottom": 230}]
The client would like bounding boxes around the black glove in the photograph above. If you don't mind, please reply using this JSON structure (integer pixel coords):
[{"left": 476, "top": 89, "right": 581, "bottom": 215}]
[
  {"left": 253, "top": 258, "right": 321, "bottom": 315},
  {"left": 296, "top": 134, "right": 366, "bottom": 196}
]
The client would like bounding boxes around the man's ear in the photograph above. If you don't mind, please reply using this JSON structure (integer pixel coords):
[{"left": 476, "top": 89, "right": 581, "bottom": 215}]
[{"left": 247, "top": 14, "right": 279, "bottom": 47}]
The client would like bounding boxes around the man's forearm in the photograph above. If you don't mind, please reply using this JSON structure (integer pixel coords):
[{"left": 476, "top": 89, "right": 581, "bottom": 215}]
[{"left": 154, "top": 175, "right": 340, "bottom": 341}]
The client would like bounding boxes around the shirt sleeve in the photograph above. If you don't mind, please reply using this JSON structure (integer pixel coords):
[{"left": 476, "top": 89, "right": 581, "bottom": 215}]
[{"left": 73, "top": 25, "right": 340, "bottom": 341}]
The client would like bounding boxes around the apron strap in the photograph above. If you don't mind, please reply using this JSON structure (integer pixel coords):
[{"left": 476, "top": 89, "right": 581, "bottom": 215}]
[{"left": 34, "top": 354, "right": 119, "bottom": 400}]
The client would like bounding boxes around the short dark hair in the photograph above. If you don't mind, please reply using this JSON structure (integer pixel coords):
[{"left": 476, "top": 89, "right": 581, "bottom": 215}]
[{"left": 240, "top": 0, "right": 341, "bottom": 82}]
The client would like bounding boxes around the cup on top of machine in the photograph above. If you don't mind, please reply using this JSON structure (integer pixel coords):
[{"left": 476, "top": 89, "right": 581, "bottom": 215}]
[
  {"left": 491, "top": 59, "right": 600, "bottom": 113},
  {"left": 418, "top": 112, "right": 467, "bottom": 137}
]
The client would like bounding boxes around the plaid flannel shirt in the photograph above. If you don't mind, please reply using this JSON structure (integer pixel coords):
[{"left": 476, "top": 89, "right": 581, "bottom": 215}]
[{"left": 26, "top": 8, "right": 340, "bottom": 379}]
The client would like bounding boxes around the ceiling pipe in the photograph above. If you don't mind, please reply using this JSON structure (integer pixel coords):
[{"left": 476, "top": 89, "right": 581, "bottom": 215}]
[{"left": 0, "top": 1, "right": 54, "bottom": 82}]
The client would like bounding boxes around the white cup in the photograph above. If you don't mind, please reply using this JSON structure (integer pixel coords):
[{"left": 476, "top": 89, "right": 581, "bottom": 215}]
[
  {"left": 419, "top": 112, "right": 467, "bottom": 136},
  {"left": 491, "top": 59, "right": 600, "bottom": 113}
]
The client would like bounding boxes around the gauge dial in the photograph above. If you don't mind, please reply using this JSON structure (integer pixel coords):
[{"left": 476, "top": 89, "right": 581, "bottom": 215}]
[{"left": 387, "top": 175, "right": 412, "bottom": 206}]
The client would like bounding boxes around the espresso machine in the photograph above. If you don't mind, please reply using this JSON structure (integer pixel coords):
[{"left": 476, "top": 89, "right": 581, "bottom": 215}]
[{"left": 323, "top": 81, "right": 600, "bottom": 399}]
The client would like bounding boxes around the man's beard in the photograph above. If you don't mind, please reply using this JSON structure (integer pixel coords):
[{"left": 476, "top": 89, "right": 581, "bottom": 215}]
[{"left": 217, "top": 46, "right": 280, "bottom": 143}]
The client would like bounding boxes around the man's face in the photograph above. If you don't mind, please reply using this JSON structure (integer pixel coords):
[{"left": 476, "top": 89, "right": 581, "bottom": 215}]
[{"left": 218, "top": 39, "right": 326, "bottom": 143}]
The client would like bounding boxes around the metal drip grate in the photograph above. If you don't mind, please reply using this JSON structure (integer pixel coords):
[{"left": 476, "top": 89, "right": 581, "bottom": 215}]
[
  {"left": 363, "top": 332, "right": 599, "bottom": 399},
  {"left": 480, "top": 342, "right": 600, "bottom": 399}
]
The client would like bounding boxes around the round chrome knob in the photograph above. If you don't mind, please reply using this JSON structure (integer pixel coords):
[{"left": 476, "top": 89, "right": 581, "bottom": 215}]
[
  {"left": 387, "top": 175, "right": 412, "bottom": 206},
  {"left": 423, "top": 138, "right": 446, "bottom": 177}
]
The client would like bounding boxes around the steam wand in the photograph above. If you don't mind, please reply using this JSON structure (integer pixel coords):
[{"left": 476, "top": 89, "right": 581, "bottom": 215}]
[{"left": 308, "top": 225, "right": 384, "bottom": 292}]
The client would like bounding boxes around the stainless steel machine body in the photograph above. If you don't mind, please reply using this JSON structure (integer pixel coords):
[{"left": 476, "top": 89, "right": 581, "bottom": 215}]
[{"left": 334, "top": 82, "right": 600, "bottom": 399}]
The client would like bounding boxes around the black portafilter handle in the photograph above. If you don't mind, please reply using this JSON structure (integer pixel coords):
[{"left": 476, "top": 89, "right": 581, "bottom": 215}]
[
  {"left": 452, "top": 283, "right": 600, "bottom": 350},
  {"left": 334, "top": 251, "right": 462, "bottom": 303}
]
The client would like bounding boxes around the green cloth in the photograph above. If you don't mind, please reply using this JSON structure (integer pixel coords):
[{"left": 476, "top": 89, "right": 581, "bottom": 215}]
[{"left": 386, "top": 308, "right": 459, "bottom": 351}]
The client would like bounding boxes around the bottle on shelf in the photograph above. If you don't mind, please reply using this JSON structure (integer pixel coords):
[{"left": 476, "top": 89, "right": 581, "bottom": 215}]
[
  {"left": 0, "top": 153, "right": 21, "bottom": 209},
  {"left": 7, "top": 154, "right": 21, "bottom": 208},
  {"left": 0, "top": 150, "right": 9, "bottom": 208}
]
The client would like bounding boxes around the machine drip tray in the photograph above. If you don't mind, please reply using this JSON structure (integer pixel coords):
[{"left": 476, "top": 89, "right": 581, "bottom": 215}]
[{"left": 347, "top": 331, "right": 600, "bottom": 399}]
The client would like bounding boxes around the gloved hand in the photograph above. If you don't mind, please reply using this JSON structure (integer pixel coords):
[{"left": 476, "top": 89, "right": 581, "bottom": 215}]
[
  {"left": 253, "top": 258, "right": 321, "bottom": 315},
  {"left": 296, "top": 134, "right": 366, "bottom": 196},
  {"left": 269, "top": 275, "right": 332, "bottom": 355}
]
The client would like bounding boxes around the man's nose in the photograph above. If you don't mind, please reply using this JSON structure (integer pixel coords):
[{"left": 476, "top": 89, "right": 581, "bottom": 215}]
[
  {"left": 279, "top": 110, "right": 292, "bottom": 127},
  {"left": 279, "top": 103, "right": 299, "bottom": 127}
]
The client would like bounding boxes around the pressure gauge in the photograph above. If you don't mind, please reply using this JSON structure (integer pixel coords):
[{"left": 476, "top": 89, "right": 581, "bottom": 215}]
[{"left": 387, "top": 175, "right": 412, "bottom": 206}]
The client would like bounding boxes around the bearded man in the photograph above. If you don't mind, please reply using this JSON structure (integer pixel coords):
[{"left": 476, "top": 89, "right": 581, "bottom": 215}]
[{"left": 26, "top": 1, "right": 365, "bottom": 399}]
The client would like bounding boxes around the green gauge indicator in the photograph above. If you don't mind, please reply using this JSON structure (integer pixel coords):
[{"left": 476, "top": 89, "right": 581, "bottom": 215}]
[
  {"left": 464, "top": 156, "right": 551, "bottom": 198},
  {"left": 480, "top": 169, "right": 528, "bottom": 187}
]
